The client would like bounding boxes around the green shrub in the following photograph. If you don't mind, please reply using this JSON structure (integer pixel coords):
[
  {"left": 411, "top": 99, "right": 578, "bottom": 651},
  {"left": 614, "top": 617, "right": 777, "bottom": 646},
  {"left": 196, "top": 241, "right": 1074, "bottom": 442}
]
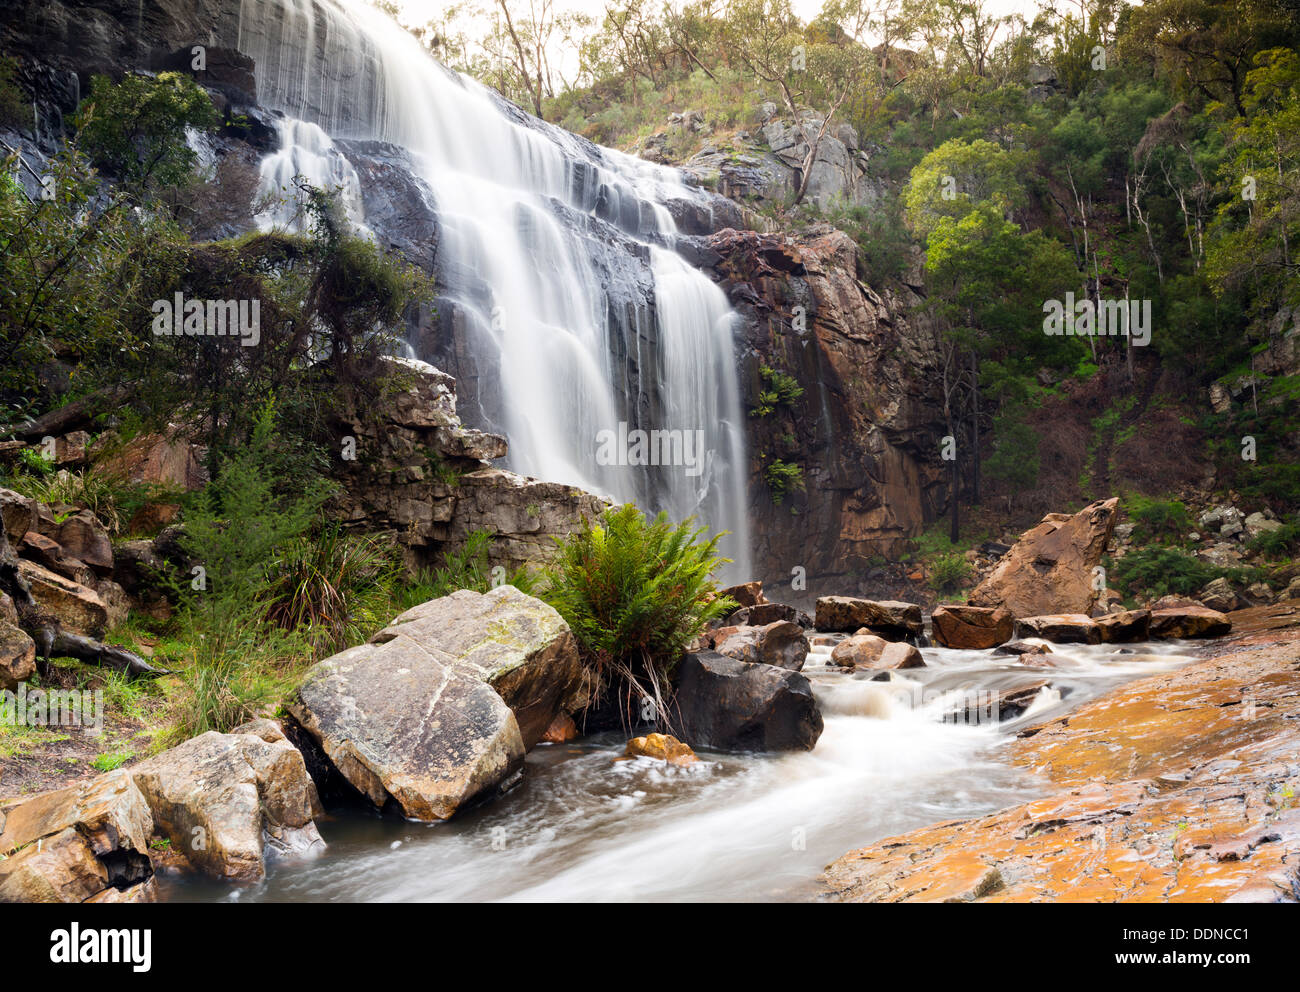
[
  {"left": 763, "top": 458, "right": 806, "bottom": 505},
  {"left": 0, "top": 55, "right": 28, "bottom": 130},
  {"left": 1127, "top": 495, "right": 1194, "bottom": 545},
  {"left": 4, "top": 466, "right": 175, "bottom": 535},
  {"left": 91, "top": 751, "right": 134, "bottom": 772},
  {"left": 751, "top": 366, "right": 805, "bottom": 417},
  {"left": 984, "top": 406, "right": 1040, "bottom": 491},
  {"left": 1249, "top": 520, "right": 1300, "bottom": 558},
  {"left": 1109, "top": 548, "right": 1220, "bottom": 600},
  {"left": 167, "top": 403, "right": 333, "bottom": 740},
  {"left": 927, "top": 552, "right": 972, "bottom": 594},
  {"left": 540, "top": 504, "right": 736, "bottom": 727},
  {"left": 74, "top": 71, "right": 220, "bottom": 191},
  {"left": 391, "top": 530, "right": 536, "bottom": 616}
]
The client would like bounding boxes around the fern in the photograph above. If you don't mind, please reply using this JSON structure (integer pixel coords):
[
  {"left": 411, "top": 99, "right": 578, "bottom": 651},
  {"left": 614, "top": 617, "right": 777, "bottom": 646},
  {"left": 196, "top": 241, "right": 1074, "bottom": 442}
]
[{"left": 540, "top": 504, "right": 736, "bottom": 730}]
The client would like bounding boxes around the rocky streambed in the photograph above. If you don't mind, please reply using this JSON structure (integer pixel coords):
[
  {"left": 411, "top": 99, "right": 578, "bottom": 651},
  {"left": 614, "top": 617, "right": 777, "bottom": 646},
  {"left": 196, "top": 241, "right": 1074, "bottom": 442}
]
[
  {"left": 823, "top": 602, "right": 1300, "bottom": 902},
  {"left": 146, "top": 628, "right": 1221, "bottom": 902}
]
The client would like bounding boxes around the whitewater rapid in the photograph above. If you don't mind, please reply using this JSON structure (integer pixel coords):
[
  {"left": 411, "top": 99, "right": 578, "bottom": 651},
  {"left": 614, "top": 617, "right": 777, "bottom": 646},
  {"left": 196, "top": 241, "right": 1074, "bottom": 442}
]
[{"left": 160, "top": 637, "right": 1197, "bottom": 902}]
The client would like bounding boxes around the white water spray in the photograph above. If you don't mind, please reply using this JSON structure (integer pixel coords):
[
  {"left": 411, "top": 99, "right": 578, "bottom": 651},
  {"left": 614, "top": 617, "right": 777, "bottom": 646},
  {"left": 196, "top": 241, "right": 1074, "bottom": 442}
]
[{"left": 234, "top": 0, "right": 751, "bottom": 576}]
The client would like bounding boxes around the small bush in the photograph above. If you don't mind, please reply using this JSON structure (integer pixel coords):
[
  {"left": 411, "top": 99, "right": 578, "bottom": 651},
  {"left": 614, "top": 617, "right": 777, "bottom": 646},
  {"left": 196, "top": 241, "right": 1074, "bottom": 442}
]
[
  {"left": 91, "top": 751, "right": 134, "bottom": 772},
  {"left": 392, "top": 530, "right": 536, "bottom": 615},
  {"left": 751, "top": 366, "right": 805, "bottom": 417},
  {"left": 167, "top": 403, "right": 332, "bottom": 740},
  {"left": 1127, "top": 495, "right": 1194, "bottom": 545},
  {"left": 540, "top": 504, "right": 736, "bottom": 728},
  {"left": 927, "top": 552, "right": 972, "bottom": 594},
  {"left": 1109, "top": 548, "right": 1220, "bottom": 600},
  {"left": 1249, "top": 520, "right": 1300, "bottom": 559},
  {"left": 763, "top": 458, "right": 806, "bottom": 505}
]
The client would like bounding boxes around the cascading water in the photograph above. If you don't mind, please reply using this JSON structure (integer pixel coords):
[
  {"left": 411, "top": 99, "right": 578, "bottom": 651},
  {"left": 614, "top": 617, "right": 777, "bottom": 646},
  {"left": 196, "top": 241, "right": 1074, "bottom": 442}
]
[
  {"left": 161, "top": 637, "right": 1199, "bottom": 901},
  {"left": 234, "top": 0, "right": 751, "bottom": 576}
]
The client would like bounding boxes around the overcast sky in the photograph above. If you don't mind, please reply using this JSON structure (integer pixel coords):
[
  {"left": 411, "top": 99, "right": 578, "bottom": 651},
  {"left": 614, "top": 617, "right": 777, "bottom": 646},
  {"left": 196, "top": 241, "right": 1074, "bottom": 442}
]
[{"left": 388, "top": 0, "right": 1057, "bottom": 38}]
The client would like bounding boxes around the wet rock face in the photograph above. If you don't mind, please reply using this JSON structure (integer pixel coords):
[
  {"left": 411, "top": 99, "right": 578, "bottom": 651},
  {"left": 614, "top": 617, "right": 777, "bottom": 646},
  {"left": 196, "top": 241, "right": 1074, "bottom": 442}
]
[
  {"left": 969, "top": 498, "right": 1119, "bottom": 618},
  {"left": 291, "top": 586, "right": 582, "bottom": 820},
  {"left": 823, "top": 605, "right": 1300, "bottom": 903},
  {"left": 670, "top": 651, "right": 823, "bottom": 753},
  {"left": 700, "top": 228, "right": 947, "bottom": 594}
]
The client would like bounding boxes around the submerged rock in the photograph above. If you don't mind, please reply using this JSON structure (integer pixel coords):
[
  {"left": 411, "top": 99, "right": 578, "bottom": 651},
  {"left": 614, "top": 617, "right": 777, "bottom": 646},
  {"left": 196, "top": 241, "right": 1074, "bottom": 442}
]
[
  {"left": 671, "top": 651, "right": 823, "bottom": 752},
  {"left": 624, "top": 733, "right": 698, "bottom": 766}
]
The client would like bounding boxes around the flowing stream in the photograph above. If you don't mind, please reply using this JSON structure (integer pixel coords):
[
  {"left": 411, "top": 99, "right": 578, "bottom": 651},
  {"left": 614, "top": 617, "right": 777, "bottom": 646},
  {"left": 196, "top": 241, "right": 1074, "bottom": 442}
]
[
  {"left": 233, "top": 0, "right": 750, "bottom": 577},
  {"left": 159, "top": 638, "right": 1197, "bottom": 902}
]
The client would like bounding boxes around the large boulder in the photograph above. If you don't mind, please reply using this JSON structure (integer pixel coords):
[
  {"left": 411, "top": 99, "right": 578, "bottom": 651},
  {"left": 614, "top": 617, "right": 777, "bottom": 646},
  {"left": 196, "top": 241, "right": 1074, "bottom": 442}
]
[
  {"left": 814, "top": 597, "right": 922, "bottom": 639},
  {"left": 1149, "top": 606, "right": 1232, "bottom": 639},
  {"left": 969, "top": 498, "right": 1119, "bottom": 617},
  {"left": 670, "top": 651, "right": 823, "bottom": 752},
  {"left": 1095, "top": 609, "right": 1151, "bottom": 643},
  {"left": 830, "top": 633, "right": 889, "bottom": 667},
  {"left": 291, "top": 586, "right": 581, "bottom": 820},
  {"left": 0, "top": 770, "right": 154, "bottom": 903},
  {"left": 369, "top": 585, "right": 583, "bottom": 749},
  {"left": 930, "top": 605, "right": 1014, "bottom": 649},
  {"left": 53, "top": 510, "right": 113, "bottom": 576},
  {"left": 712, "top": 621, "right": 809, "bottom": 671},
  {"left": 130, "top": 720, "right": 324, "bottom": 882},
  {"left": 1014, "top": 614, "right": 1102, "bottom": 644},
  {"left": 17, "top": 559, "right": 108, "bottom": 638},
  {"left": 0, "top": 621, "right": 36, "bottom": 691}
]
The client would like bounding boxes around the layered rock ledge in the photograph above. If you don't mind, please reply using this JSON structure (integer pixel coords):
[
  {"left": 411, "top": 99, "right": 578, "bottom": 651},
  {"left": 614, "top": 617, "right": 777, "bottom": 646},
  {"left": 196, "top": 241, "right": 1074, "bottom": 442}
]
[{"left": 822, "top": 601, "right": 1300, "bottom": 902}]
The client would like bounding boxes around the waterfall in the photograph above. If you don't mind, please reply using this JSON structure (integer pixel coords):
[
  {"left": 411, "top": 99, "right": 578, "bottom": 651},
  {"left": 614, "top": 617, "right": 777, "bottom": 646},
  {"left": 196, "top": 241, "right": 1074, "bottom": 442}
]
[{"left": 234, "top": 0, "right": 752, "bottom": 578}]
